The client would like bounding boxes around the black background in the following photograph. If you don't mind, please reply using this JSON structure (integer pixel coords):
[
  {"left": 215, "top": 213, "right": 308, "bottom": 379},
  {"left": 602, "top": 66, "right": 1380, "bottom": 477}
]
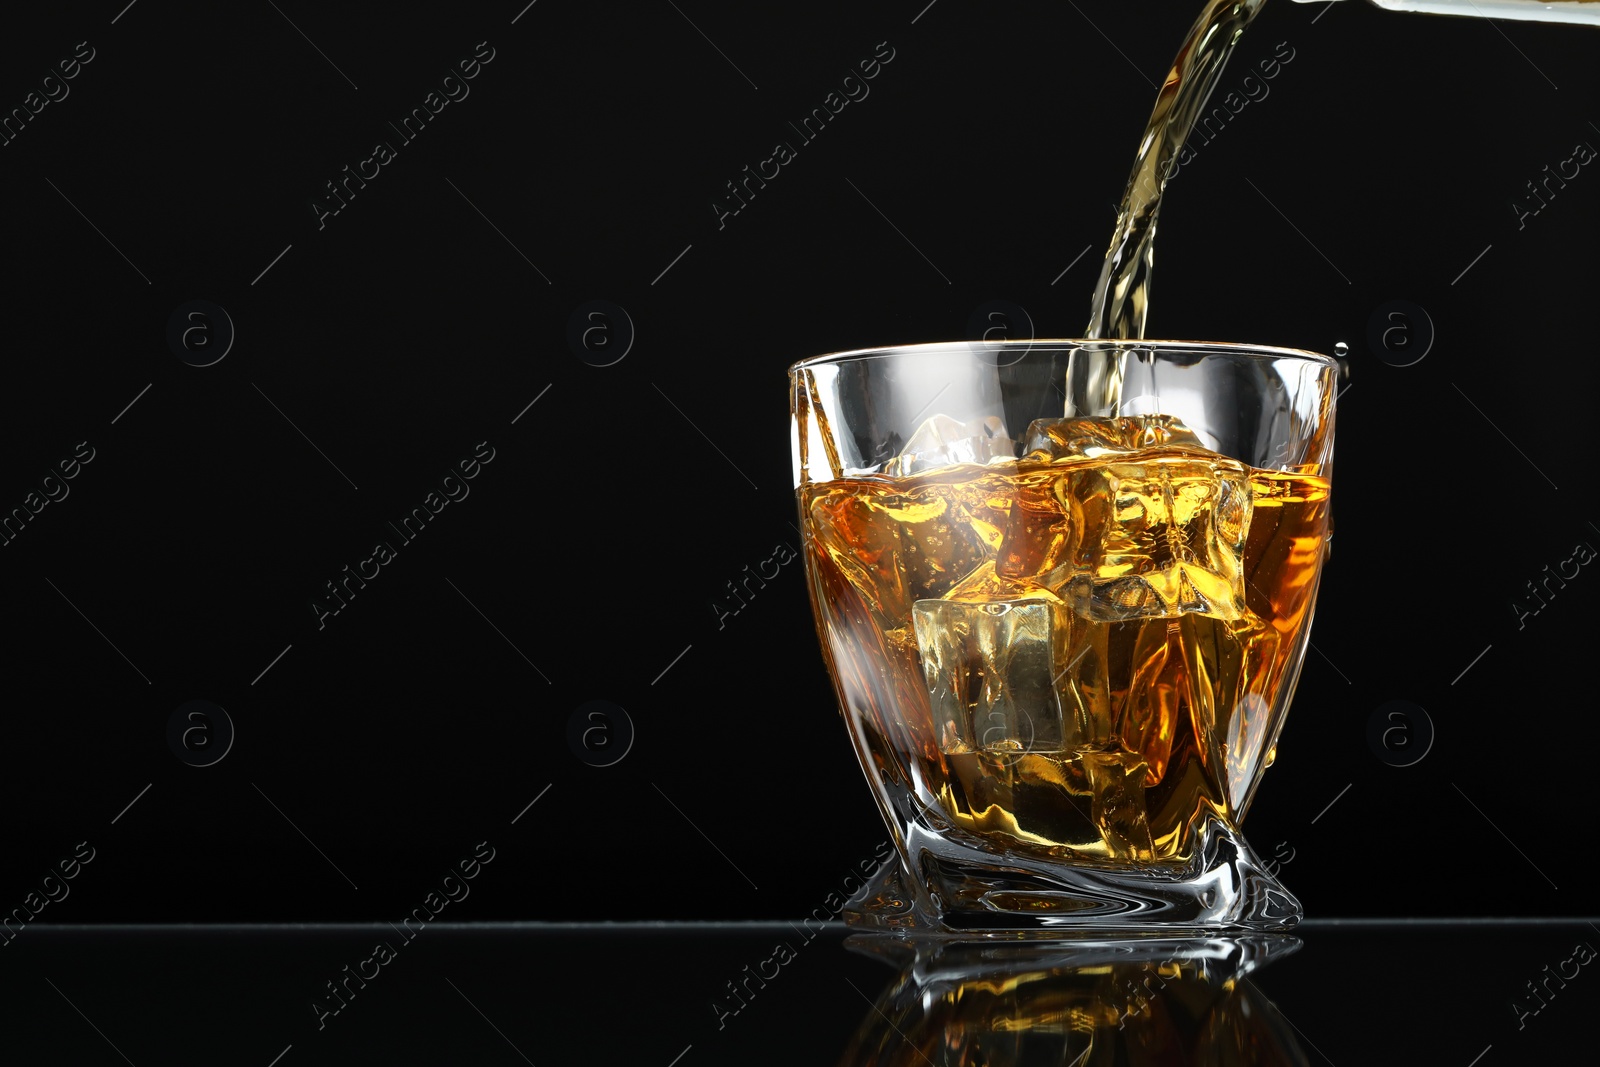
[{"left": 2, "top": 0, "right": 1596, "bottom": 930}]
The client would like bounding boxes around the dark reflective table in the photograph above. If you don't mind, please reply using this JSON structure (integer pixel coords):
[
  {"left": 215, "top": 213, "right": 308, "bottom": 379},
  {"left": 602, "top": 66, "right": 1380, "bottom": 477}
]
[{"left": 4, "top": 920, "right": 1593, "bottom": 1063}]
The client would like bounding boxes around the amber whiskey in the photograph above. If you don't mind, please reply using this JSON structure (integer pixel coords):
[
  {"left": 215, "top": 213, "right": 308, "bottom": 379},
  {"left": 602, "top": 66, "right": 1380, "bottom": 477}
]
[{"left": 801, "top": 416, "right": 1329, "bottom": 865}]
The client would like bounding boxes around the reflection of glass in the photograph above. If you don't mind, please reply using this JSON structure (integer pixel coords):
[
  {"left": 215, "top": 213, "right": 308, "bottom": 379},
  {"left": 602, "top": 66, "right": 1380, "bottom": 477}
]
[
  {"left": 793, "top": 341, "right": 1336, "bottom": 931},
  {"left": 837, "top": 935, "right": 1309, "bottom": 1066}
]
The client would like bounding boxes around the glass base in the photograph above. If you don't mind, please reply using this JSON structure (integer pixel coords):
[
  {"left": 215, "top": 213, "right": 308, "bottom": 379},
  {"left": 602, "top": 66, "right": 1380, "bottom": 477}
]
[{"left": 844, "top": 813, "right": 1301, "bottom": 936}]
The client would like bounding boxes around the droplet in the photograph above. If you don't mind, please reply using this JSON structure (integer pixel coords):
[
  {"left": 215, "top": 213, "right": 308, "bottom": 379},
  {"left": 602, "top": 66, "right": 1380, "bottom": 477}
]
[
  {"left": 1334, "top": 341, "right": 1349, "bottom": 357},
  {"left": 1263, "top": 744, "right": 1277, "bottom": 768}
]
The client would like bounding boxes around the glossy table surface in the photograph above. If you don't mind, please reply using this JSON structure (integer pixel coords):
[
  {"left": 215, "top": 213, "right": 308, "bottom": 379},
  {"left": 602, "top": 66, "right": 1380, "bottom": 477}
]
[{"left": 4, "top": 919, "right": 1594, "bottom": 1063}]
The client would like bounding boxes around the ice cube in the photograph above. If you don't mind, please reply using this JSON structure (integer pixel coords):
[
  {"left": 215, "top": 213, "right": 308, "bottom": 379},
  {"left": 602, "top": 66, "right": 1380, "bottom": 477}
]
[
  {"left": 1081, "top": 746, "right": 1155, "bottom": 861},
  {"left": 871, "top": 472, "right": 1015, "bottom": 605},
  {"left": 913, "top": 593, "right": 1069, "bottom": 757},
  {"left": 994, "top": 461, "right": 1075, "bottom": 590},
  {"left": 996, "top": 415, "right": 1219, "bottom": 596},
  {"left": 802, "top": 469, "right": 1014, "bottom": 626},
  {"left": 1063, "top": 453, "right": 1253, "bottom": 621},
  {"left": 803, "top": 487, "right": 915, "bottom": 628},
  {"left": 1050, "top": 617, "right": 1181, "bottom": 787},
  {"left": 884, "top": 414, "right": 1016, "bottom": 477},
  {"left": 1171, "top": 612, "right": 1282, "bottom": 809},
  {"left": 1021, "top": 414, "right": 1209, "bottom": 463},
  {"left": 1118, "top": 618, "right": 1185, "bottom": 785},
  {"left": 942, "top": 559, "right": 1055, "bottom": 603}
]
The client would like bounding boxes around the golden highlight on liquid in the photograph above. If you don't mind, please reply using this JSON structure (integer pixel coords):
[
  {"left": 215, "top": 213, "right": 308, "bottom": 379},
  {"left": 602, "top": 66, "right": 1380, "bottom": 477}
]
[{"left": 801, "top": 418, "right": 1328, "bottom": 865}]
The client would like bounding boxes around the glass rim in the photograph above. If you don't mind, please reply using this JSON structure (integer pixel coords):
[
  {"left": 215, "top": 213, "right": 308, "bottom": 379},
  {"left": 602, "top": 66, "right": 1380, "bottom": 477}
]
[{"left": 787, "top": 338, "right": 1339, "bottom": 375}]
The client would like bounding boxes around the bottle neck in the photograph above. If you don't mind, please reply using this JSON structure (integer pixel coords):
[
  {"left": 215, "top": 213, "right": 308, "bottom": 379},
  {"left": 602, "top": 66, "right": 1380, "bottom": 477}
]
[{"left": 1297, "top": 0, "right": 1600, "bottom": 26}]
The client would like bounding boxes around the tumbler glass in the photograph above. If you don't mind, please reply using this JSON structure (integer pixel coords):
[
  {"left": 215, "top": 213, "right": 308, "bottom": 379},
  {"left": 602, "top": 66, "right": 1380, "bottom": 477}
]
[{"left": 792, "top": 340, "right": 1336, "bottom": 932}]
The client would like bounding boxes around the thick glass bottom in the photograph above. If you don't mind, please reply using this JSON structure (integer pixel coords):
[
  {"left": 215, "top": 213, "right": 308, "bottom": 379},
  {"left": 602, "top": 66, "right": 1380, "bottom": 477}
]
[{"left": 844, "top": 812, "right": 1301, "bottom": 936}]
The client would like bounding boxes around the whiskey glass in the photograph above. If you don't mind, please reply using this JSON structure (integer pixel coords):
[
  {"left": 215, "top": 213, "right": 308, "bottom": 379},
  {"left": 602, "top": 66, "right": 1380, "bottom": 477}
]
[{"left": 792, "top": 340, "right": 1336, "bottom": 932}]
